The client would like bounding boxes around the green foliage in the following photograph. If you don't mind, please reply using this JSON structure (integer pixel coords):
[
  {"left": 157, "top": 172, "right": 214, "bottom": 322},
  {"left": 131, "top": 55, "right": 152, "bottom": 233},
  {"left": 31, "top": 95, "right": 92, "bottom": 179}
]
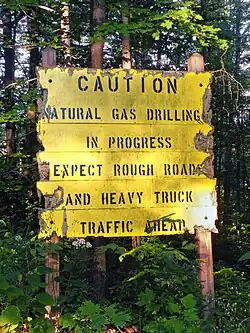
[
  {"left": 214, "top": 268, "right": 250, "bottom": 331},
  {"left": 97, "top": 0, "right": 228, "bottom": 52},
  {"left": 60, "top": 301, "right": 131, "bottom": 332}
]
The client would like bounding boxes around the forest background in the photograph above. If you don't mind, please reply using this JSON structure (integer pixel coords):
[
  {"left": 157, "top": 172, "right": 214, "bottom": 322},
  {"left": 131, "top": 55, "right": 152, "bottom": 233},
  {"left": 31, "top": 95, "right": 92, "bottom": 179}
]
[{"left": 0, "top": 0, "right": 250, "bottom": 332}]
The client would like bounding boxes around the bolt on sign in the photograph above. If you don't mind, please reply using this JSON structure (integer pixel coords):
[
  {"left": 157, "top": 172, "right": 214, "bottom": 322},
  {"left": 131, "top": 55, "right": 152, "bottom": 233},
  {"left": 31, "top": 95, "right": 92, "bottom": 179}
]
[{"left": 36, "top": 68, "right": 217, "bottom": 238}]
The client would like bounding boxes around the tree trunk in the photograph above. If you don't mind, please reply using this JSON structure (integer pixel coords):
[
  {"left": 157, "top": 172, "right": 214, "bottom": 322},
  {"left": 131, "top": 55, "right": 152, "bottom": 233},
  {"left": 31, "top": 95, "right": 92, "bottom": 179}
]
[
  {"left": 3, "top": 9, "right": 15, "bottom": 157},
  {"left": 61, "top": 2, "right": 71, "bottom": 65},
  {"left": 122, "top": 1, "right": 131, "bottom": 70},
  {"left": 90, "top": 0, "right": 105, "bottom": 69}
]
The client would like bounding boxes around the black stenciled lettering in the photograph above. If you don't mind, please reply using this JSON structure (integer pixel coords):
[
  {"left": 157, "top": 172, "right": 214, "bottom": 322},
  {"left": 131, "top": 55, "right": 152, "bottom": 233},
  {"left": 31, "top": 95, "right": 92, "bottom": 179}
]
[
  {"left": 108, "top": 76, "right": 118, "bottom": 92},
  {"left": 170, "top": 221, "right": 177, "bottom": 231},
  {"left": 150, "top": 136, "right": 156, "bottom": 148},
  {"left": 124, "top": 76, "right": 133, "bottom": 92},
  {"left": 180, "top": 219, "right": 185, "bottom": 230},
  {"left": 101, "top": 192, "right": 108, "bottom": 204},
  {"left": 68, "top": 108, "right": 75, "bottom": 120},
  {"left": 106, "top": 221, "right": 112, "bottom": 233},
  {"left": 154, "top": 192, "right": 160, "bottom": 204},
  {"left": 62, "top": 165, "right": 69, "bottom": 178},
  {"left": 167, "top": 78, "right": 177, "bottom": 94},
  {"left": 194, "top": 110, "right": 200, "bottom": 121},
  {"left": 174, "top": 109, "right": 180, "bottom": 121},
  {"left": 141, "top": 77, "right": 145, "bottom": 92},
  {"left": 186, "top": 110, "right": 193, "bottom": 121},
  {"left": 66, "top": 193, "right": 73, "bottom": 206},
  {"left": 108, "top": 137, "right": 115, "bottom": 148},
  {"left": 90, "top": 222, "right": 96, "bottom": 234},
  {"left": 130, "top": 109, "right": 136, "bottom": 120},
  {"left": 81, "top": 222, "right": 87, "bottom": 233},
  {"left": 51, "top": 107, "right": 58, "bottom": 119},
  {"left": 165, "top": 137, "right": 172, "bottom": 148},
  {"left": 167, "top": 109, "right": 173, "bottom": 121},
  {"left": 80, "top": 165, "right": 85, "bottom": 176},
  {"left": 126, "top": 221, "right": 133, "bottom": 232},
  {"left": 110, "top": 193, "right": 116, "bottom": 205},
  {"left": 114, "top": 221, "right": 120, "bottom": 233},
  {"left": 77, "top": 108, "right": 84, "bottom": 119},
  {"left": 188, "top": 191, "right": 193, "bottom": 202},
  {"left": 78, "top": 75, "right": 88, "bottom": 91},
  {"left": 86, "top": 108, "right": 93, "bottom": 119},
  {"left": 173, "top": 164, "right": 178, "bottom": 175},
  {"left": 75, "top": 193, "right": 82, "bottom": 205},
  {"left": 153, "top": 78, "right": 162, "bottom": 93},
  {"left": 61, "top": 107, "right": 66, "bottom": 119},
  {"left": 118, "top": 193, "right": 126, "bottom": 204},
  {"left": 54, "top": 165, "right": 60, "bottom": 176},
  {"left": 94, "top": 76, "right": 103, "bottom": 91},
  {"left": 162, "top": 220, "right": 168, "bottom": 231},
  {"left": 181, "top": 164, "right": 188, "bottom": 176},
  {"left": 86, "top": 136, "right": 98, "bottom": 148},
  {"left": 97, "top": 221, "right": 105, "bottom": 234}
]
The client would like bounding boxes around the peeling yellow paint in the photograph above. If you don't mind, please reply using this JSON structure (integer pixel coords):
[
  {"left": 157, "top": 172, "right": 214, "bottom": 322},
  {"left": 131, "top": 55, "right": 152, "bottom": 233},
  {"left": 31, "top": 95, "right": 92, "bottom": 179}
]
[
  {"left": 39, "top": 206, "right": 217, "bottom": 238},
  {"left": 36, "top": 68, "right": 217, "bottom": 238}
]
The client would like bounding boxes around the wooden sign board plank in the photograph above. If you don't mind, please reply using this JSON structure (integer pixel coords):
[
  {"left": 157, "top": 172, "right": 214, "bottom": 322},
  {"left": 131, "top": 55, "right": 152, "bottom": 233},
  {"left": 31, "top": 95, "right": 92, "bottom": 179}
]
[
  {"left": 37, "top": 123, "right": 212, "bottom": 153},
  {"left": 37, "top": 69, "right": 212, "bottom": 125},
  {"left": 37, "top": 151, "right": 210, "bottom": 181},
  {"left": 37, "top": 178, "right": 216, "bottom": 210},
  {"left": 39, "top": 206, "right": 217, "bottom": 238}
]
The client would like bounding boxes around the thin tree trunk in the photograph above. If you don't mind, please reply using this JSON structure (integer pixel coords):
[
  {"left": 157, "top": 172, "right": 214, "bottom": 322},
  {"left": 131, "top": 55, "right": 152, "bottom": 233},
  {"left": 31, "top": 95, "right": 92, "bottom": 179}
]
[
  {"left": 91, "top": 0, "right": 105, "bottom": 69},
  {"left": 3, "top": 9, "right": 15, "bottom": 157},
  {"left": 61, "top": 2, "right": 71, "bottom": 65},
  {"left": 91, "top": 0, "right": 106, "bottom": 301},
  {"left": 122, "top": 1, "right": 131, "bottom": 70},
  {"left": 25, "top": 10, "right": 40, "bottom": 154}
]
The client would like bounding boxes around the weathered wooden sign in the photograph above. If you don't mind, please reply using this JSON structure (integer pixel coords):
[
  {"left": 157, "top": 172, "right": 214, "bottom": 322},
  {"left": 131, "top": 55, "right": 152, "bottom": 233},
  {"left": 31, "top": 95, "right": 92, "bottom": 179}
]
[{"left": 37, "top": 68, "right": 217, "bottom": 238}]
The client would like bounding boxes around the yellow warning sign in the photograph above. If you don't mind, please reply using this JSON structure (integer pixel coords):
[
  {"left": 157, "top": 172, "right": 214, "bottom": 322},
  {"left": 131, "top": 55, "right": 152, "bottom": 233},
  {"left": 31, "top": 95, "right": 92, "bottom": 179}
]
[{"left": 37, "top": 68, "right": 217, "bottom": 238}]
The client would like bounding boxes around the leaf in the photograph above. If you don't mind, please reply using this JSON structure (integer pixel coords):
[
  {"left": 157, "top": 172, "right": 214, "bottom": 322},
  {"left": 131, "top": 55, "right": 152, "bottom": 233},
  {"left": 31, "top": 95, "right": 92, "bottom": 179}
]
[
  {"left": 239, "top": 251, "right": 250, "bottom": 261},
  {"left": 137, "top": 288, "right": 155, "bottom": 306},
  {"left": 0, "top": 276, "right": 9, "bottom": 291},
  {"left": 0, "top": 306, "right": 22, "bottom": 325},
  {"left": 152, "top": 31, "right": 160, "bottom": 40},
  {"left": 91, "top": 313, "right": 105, "bottom": 331},
  {"left": 181, "top": 294, "right": 196, "bottom": 309},
  {"left": 81, "top": 300, "right": 100, "bottom": 315},
  {"left": 100, "top": 243, "right": 126, "bottom": 255},
  {"left": 37, "top": 266, "right": 52, "bottom": 275},
  {"left": 27, "top": 274, "right": 42, "bottom": 287},
  {"left": 36, "top": 292, "right": 55, "bottom": 306},
  {"left": 112, "top": 311, "right": 131, "bottom": 327},
  {"left": 6, "top": 286, "right": 23, "bottom": 298},
  {"left": 60, "top": 314, "right": 75, "bottom": 329},
  {"left": 48, "top": 244, "right": 62, "bottom": 253},
  {"left": 169, "top": 302, "right": 181, "bottom": 313},
  {"left": 161, "top": 20, "right": 173, "bottom": 29},
  {"left": 181, "top": 243, "right": 196, "bottom": 251}
]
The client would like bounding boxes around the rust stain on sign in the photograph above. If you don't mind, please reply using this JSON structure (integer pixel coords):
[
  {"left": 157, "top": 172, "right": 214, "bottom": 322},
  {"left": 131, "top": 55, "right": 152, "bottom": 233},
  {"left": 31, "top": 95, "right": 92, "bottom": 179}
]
[{"left": 36, "top": 68, "right": 217, "bottom": 238}]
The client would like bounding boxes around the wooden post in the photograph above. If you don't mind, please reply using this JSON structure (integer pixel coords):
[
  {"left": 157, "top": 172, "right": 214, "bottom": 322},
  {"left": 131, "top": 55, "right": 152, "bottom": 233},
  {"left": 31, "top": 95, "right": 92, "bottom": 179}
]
[
  {"left": 90, "top": 0, "right": 107, "bottom": 301},
  {"left": 188, "top": 53, "right": 215, "bottom": 317},
  {"left": 195, "top": 227, "right": 214, "bottom": 317},
  {"left": 41, "top": 48, "right": 60, "bottom": 328},
  {"left": 121, "top": 1, "right": 140, "bottom": 249}
]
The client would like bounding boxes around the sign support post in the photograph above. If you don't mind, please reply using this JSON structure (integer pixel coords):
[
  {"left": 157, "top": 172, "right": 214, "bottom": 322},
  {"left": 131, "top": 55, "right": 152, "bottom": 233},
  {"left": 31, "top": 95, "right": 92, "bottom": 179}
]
[
  {"left": 188, "top": 53, "right": 215, "bottom": 318},
  {"left": 41, "top": 47, "right": 60, "bottom": 328}
]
